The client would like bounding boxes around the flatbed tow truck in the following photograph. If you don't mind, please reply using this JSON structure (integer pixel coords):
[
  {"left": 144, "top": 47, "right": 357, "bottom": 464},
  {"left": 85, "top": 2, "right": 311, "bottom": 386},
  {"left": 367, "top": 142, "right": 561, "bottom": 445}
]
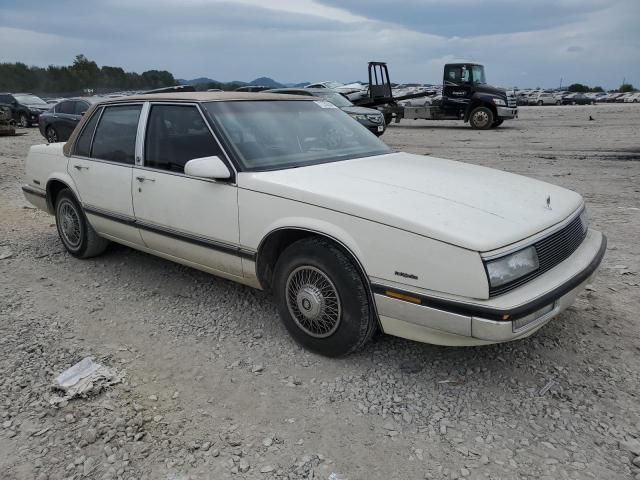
[{"left": 352, "top": 62, "right": 518, "bottom": 129}]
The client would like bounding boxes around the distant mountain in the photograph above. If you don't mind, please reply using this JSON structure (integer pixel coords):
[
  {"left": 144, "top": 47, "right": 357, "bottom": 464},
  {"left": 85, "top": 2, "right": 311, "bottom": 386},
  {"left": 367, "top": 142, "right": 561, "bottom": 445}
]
[
  {"left": 176, "top": 77, "right": 219, "bottom": 85},
  {"left": 248, "top": 77, "right": 282, "bottom": 88},
  {"left": 177, "top": 76, "right": 305, "bottom": 88}
]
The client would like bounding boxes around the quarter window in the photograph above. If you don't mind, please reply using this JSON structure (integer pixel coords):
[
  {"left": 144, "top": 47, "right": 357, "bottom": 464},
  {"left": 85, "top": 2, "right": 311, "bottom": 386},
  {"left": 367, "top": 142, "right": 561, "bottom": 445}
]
[
  {"left": 74, "top": 101, "right": 90, "bottom": 115},
  {"left": 74, "top": 107, "right": 101, "bottom": 157},
  {"left": 91, "top": 105, "right": 142, "bottom": 164},
  {"left": 144, "top": 104, "right": 221, "bottom": 173}
]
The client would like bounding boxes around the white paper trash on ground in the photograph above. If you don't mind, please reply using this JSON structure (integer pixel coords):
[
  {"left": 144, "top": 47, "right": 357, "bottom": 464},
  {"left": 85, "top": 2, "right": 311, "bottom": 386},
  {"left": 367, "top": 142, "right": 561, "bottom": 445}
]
[{"left": 51, "top": 357, "right": 122, "bottom": 405}]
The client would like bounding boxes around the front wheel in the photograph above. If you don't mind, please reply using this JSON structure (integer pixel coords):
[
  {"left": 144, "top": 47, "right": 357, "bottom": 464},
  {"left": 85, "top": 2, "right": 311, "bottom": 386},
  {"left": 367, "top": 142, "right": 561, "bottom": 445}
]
[
  {"left": 46, "top": 126, "right": 58, "bottom": 143},
  {"left": 55, "top": 189, "right": 109, "bottom": 258},
  {"left": 273, "top": 237, "right": 375, "bottom": 357},
  {"left": 19, "top": 113, "right": 29, "bottom": 128},
  {"left": 491, "top": 119, "right": 504, "bottom": 128},
  {"left": 469, "top": 106, "right": 494, "bottom": 130},
  {"left": 537, "top": 100, "right": 543, "bottom": 106}
]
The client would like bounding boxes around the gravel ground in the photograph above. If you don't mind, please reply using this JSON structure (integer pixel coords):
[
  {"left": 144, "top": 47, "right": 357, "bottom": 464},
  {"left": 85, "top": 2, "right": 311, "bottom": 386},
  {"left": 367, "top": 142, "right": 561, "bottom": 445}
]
[{"left": 1, "top": 104, "right": 639, "bottom": 480}]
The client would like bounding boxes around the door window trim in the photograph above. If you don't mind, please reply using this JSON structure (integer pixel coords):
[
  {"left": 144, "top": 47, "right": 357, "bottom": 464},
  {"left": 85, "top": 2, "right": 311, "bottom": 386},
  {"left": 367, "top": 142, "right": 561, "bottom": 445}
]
[{"left": 138, "top": 101, "right": 237, "bottom": 183}]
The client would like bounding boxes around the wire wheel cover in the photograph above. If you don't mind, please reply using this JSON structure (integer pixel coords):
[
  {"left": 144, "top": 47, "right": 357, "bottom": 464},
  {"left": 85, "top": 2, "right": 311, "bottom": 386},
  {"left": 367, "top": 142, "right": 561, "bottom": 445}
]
[
  {"left": 59, "top": 201, "right": 81, "bottom": 248},
  {"left": 286, "top": 266, "right": 342, "bottom": 338}
]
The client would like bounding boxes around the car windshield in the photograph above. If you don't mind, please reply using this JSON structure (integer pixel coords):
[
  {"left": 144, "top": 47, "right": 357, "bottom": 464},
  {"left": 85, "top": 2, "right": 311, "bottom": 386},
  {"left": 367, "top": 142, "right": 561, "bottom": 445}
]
[
  {"left": 15, "top": 94, "right": 47, "bottom": 105},
  {"left": 471, "top": 65, "right": 486, "bottom": 84},
  {"left": 315, "top": 91, "right": 353, "bottom": 108},
  {"left": 204, "top": 100, "right": 391, "bottom": 171}
]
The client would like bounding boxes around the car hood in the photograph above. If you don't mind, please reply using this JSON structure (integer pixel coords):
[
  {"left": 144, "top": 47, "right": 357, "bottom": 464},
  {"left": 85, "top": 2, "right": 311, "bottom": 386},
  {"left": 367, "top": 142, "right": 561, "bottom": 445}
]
[
  {"left": 24, "top": 103, "right": 50, "bottom": 111},
  {"left": 239, "top": 152, "right": 584, "bottom": 252},
  {"left": 340, "top": 106, "right": 382, "bottom": 116}
]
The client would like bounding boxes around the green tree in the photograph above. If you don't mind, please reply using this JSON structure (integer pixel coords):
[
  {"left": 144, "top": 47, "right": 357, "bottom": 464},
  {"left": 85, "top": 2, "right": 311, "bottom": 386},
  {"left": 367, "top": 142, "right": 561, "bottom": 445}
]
[
  {"left": 619, "top": 83, "right": 635, "bottom": 92},
  {"left": 567, "top": 83, "right": 589, "bottom": 93}
]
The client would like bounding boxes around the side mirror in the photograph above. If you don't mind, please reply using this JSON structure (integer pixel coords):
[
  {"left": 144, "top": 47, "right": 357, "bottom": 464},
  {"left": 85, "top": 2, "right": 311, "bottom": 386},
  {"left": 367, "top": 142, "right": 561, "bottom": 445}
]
[
  {"left": 80, "top": 111, "right": 87, "bottom": 116},
  {"left": 184, "top": 155, "right": 231, "bottom": 180}
]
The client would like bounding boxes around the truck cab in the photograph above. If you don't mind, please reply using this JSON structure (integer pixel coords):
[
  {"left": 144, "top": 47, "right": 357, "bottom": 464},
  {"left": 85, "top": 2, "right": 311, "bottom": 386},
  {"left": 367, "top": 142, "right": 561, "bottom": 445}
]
[{"left": 441, "top": 63, "right": 517, "bottom": 127}]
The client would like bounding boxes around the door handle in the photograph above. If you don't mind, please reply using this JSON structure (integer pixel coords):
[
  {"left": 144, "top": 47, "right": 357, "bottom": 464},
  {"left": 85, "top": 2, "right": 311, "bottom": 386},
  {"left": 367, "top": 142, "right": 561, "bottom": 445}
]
[
  {"left": 73, "top": 165, "right": 89, "bottom": 170},
  {"left": 136, "top": 176, "right": 155, "bottom": 182}
]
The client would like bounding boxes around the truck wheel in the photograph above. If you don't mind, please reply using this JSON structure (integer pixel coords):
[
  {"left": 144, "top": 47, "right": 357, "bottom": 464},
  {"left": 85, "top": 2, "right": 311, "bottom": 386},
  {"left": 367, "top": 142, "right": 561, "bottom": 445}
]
[
  {"left": 491, "top": 119, "right": 504, "bottom": 128},
  {"left": 273, "top": 237, "right": 375, "bottom": 357},
  {"left": 383, "top": 113, "right": 393, "bottom": 125},
  {"left": 55, "top": 189, "right": 109, "bottom": 258},
  {"left": 469, "top": 107, "right": 494, "bottom": 130}
]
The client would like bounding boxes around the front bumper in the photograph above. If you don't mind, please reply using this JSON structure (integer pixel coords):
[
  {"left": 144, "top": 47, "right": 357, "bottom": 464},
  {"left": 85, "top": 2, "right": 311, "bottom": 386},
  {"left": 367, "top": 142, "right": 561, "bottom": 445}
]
[
  {"left": 374, "top": 229, "right": 606, "bottom": 346},
  {"left": 496, "top": 106, "right": 518, "bottom": 119}
]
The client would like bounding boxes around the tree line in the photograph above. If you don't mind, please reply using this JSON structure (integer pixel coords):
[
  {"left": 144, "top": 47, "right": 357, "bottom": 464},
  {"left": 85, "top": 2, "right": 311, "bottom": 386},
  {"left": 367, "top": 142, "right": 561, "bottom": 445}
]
[
  {"left": 566, "top": 83, "right": 635, "bottom": 93},
  {"left": 0, "top": 55, "right": 177, "bottom": 96}
]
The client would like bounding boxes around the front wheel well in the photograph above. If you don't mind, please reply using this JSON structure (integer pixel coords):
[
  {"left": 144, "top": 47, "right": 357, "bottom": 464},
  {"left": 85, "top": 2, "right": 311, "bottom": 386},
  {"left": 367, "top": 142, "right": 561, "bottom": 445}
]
[
  {"left": 465, "top": 101, "right": 497, "bottom": 122},
  {"left": 256, "top": 229, "right": 368, "bottom": 293}
]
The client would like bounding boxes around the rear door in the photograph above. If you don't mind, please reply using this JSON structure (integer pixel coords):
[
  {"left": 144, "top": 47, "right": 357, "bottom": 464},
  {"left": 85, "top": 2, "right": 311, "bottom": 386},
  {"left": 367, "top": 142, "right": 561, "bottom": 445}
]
[
  {"left": 131, "top": 103, "right": 242, "bottom": 276},
  {"left": 53, "top": 101, "right": 77, "bottom": 138},
  {"left": 68, "top": 103, "right": 144, "bottom": 246}
]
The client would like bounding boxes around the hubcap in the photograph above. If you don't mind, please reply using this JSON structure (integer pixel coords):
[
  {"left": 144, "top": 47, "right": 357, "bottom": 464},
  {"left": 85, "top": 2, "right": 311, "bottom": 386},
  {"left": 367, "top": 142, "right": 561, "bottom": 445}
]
[
  {"left": 47, "top": 128, "right": 57, "bottom": 142},
  {"left": 286, "top": 266, "right": 341, "bottom": 338},
  {"left": 58, "top": 200, "right": 81, "bottom": 249},
  {"left": 473, "top": 110, "right": 489, "bottom": 127}
]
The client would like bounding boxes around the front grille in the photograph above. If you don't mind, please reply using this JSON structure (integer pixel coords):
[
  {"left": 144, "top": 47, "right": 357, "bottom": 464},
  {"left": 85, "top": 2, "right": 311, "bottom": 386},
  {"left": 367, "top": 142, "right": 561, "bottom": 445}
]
[
  {"left": 489, "top": 213, "right": 586, "bottom": 297},
  {"left": 506, "top": 93, "right": 517, "bottom": 108}
]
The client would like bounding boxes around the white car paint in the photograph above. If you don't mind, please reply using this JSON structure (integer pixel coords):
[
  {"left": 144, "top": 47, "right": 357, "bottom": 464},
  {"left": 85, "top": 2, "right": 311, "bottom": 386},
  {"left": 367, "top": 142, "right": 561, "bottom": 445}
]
[{"left": 22, "top": 96, "right": 606, "bottom": 350}]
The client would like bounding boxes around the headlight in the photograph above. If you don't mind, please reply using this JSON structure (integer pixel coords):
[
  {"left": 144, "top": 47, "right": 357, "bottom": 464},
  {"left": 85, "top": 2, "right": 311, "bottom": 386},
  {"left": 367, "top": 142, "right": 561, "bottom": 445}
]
[
  {"left": 350, "top": 114, "right": 367, "bottom": 121},
  {"left": 486, "top": 246, "right": 539, "bottom": 288},
  {"left": 492, "top": 98, "right": 506, "bottom": 106},
  {"left": 579, "top": 208, "right": 588, "bottom": 234},
  {"left": 366, "top": 114, "right": 383, "bottom": 123}
]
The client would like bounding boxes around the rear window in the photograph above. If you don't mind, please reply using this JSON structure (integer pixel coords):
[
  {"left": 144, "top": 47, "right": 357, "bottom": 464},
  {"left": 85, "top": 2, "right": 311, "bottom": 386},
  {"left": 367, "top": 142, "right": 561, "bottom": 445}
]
[{"left": 91, "top": 105, "right": 142, "bottom": 164}]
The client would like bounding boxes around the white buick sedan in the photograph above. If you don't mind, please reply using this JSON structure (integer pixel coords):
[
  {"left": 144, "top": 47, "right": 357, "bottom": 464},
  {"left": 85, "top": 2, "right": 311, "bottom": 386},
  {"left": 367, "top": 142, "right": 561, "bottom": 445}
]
[{"left": 22, "top": 92, "right": 606, "bottom": 357}]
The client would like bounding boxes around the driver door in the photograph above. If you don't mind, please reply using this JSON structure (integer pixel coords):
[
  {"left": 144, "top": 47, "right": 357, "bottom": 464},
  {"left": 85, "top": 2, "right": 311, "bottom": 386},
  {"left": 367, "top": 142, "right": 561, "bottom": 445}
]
[
  {"left": 131, "top": 103, "right": 242, "bottom": 277},
  {"left": 442, "top": 64, "right": 472, "bottom": 116}
]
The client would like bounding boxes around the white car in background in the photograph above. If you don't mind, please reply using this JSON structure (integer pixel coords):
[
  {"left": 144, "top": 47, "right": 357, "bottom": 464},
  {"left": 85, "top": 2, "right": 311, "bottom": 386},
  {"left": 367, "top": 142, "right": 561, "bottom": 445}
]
[
  {"left": 623, "top": 92, "right": 640, "bottom": 103},
  {"left": 22, "top": 92, "right": 606, "bottom": 357},
  {"left": 529, "top": 92, "right": 561, "bottom": 106}
]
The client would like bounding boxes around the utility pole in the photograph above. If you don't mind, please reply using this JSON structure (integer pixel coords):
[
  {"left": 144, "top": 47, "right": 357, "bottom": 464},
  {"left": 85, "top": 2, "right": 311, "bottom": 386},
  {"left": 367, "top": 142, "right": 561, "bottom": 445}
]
[{"left": 559, "top": 77, "right": 563, "bottom": 90}]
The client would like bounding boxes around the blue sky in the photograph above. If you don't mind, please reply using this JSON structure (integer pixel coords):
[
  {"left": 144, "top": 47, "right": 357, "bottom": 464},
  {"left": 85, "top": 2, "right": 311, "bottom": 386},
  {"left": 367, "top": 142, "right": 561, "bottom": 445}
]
[{"left": 1, "top": 0, "right": 638, "bottom": 89}]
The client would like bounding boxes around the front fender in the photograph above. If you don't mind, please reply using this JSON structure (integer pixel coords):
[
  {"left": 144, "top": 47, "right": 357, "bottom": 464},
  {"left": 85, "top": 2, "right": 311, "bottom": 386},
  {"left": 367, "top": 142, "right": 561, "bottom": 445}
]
[{"left": 463, "top": 93, "right": 498, "bottom": 122}]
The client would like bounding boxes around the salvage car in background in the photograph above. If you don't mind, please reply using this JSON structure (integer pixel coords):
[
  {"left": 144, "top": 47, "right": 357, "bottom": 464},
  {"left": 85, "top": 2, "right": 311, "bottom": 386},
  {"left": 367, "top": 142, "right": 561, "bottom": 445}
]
[
  {"left": 267, "top": 87, "right": 386, "bottom": 136},
  {"left": 529, "top": 92, "right": 561, "bottom": 106},
  {"left": 22, "top": 92, "right": 606, "bottom": 356},
  {"left": 561, "top": 93, "right": 596, "bottom": 105},
  {"left": 38, "top": 97, "right": 98, "bottom": 143},
  {"left": 0, "top": 104, "right": 16, "bottom": 136},
  {"left": 0, "top": 92, "right": 50, "bottom": 127}
]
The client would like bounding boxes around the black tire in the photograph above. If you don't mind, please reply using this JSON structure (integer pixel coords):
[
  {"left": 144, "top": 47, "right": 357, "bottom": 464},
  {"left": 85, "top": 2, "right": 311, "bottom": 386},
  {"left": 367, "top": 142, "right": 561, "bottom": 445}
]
[
  {"left": 383, "top": 113, "right": 393, "bottom": 126},
  {"left": 556, "top": 100, "right": 561, "bottom": 105},
  {"left": 19, "top": 113, "right": 29, "bottom": 128},
  {"left": 46, "top": 126, "right": 58, "bottom": 143},
  {"left": 273, "top": 237, "right": 375, "bottom": 357},
  {"left": 55, "top": 189, "right": 109, "bottom": 259},
  {"left": 469, "top": 106, "right": 494, "bottom": 130},
  {"left": 491, "top": 119, "right": 504, "bottom": 128},
  {"left": 537, "top": 100, "right": 543, "bottom": 106}
]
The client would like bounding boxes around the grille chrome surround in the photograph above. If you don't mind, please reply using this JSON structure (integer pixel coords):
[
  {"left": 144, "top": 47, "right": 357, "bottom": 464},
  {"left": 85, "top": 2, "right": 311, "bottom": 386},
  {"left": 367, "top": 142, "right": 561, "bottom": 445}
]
[
  {"left": 506, "top": 92, "right": 517, "bottom": 108},
  {"left": 488, "top": 213, "right": 587, "bottom": 297}
]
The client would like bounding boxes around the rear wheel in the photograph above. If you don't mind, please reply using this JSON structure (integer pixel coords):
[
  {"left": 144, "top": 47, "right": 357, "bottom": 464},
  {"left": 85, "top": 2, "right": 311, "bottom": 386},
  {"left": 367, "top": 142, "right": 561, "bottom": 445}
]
[
  {"left": 537, "top": 100, "right": 543, "bottom": 106},
  {"left": 55, "top": 189, "right": 109, "bottom": 258},
  {"left": 469, "top": 106, "right": 494, "bottom": 130},
  {"left": 19, "top": 113, "right": 29, "bottom": 128},
  {"left": 273, "top": 237, "right": 375, "bottom": 357},
  {"left": 46, "top": 126, "right": 58, "bottom": 143}
]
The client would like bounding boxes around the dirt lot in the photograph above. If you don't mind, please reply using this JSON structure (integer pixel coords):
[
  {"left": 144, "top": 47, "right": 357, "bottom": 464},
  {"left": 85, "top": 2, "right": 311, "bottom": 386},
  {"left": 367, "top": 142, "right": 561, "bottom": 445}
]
[{"left": 1, "top": 104, "right": 639, "bottom": 480}]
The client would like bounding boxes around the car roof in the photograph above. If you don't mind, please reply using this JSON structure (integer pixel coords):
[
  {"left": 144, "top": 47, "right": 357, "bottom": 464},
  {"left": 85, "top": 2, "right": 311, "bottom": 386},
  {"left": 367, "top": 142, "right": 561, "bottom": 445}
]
[{"left": 95, "top": 92, "right": 309, "bottom": 104}]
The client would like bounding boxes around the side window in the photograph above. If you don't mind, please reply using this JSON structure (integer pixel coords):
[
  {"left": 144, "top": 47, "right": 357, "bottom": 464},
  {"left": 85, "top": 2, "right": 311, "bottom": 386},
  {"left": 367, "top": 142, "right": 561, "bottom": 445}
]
[
  {"left": 74, "top": 108, "right": 102, "bottom": 157},
  {"left": 74, "top": 101, "right": 89, "bottom": 115},
  {"left": 56, "top": 101, "right": 74, "bottom": 114},
  {"left": 144, "top": 105, "right": 221, "bottom": 173},
  {"left": 91, "top": 105, "right": 142, "bottom": 164}
]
